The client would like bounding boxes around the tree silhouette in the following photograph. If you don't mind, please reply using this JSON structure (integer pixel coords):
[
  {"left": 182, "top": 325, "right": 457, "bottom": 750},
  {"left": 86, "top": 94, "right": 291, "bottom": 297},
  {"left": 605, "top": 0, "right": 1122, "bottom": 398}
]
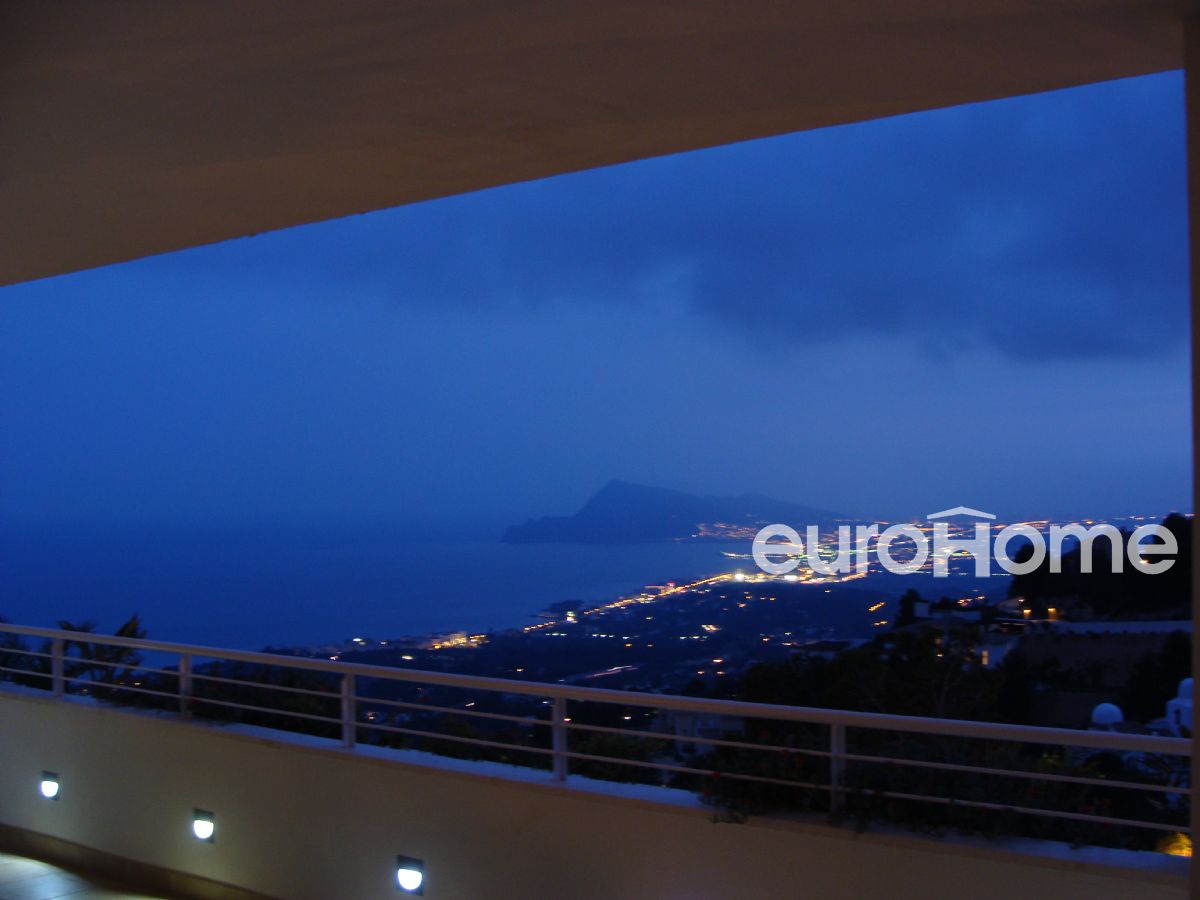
[{"left": 51, "top": 614, "right": 146, "bottom": 688}]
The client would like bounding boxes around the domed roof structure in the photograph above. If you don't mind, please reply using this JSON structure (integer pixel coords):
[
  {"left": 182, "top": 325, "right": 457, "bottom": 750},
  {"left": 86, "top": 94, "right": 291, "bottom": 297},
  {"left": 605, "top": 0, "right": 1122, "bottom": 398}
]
[{"left": 1091, "top": 703, "right": 1123, "bottom": 727}]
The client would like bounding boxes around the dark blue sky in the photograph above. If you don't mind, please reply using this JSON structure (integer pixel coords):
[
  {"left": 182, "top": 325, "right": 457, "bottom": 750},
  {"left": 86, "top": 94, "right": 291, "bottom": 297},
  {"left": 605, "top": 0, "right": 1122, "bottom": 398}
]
[{"left": 0, "top": 72, "right": 1191, "bottom": 529}]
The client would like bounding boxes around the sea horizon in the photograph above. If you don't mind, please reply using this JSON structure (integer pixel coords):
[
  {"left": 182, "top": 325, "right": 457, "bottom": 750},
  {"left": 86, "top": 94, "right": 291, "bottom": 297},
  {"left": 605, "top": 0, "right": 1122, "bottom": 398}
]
[{"left": 0, "top": 520, "right": 756, "bottom": 649}]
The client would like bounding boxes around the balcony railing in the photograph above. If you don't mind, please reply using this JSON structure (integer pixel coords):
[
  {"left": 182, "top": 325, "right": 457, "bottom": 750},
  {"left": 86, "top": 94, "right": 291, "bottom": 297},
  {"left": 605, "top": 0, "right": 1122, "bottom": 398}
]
[{"left": 0, "top": 622, "right": 1190, "bottom": 845}]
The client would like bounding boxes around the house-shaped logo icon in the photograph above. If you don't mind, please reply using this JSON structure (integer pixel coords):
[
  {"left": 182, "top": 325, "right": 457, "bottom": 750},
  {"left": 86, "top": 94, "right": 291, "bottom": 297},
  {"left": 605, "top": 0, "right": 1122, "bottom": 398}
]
[{"left": 926, "top": 506, "right": 996, "bottom": 521}]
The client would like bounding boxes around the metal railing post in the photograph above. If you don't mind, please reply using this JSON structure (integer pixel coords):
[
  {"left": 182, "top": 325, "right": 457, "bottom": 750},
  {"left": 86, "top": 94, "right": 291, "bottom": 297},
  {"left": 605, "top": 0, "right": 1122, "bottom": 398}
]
[
  {"left": 551, "top": 696, "right": 568, "bottom": 781},
  {"left": 178, "top": 653, "right": 192, "bottom": 718},
  {"left": 50, "top": 638, "right": 64, "bottom": 697},
  {"left": 341, "top": 673, "right": 356, "bottom": 748},
  {"left": 830, "top": 723, "right": 846, "bottom": 816}
]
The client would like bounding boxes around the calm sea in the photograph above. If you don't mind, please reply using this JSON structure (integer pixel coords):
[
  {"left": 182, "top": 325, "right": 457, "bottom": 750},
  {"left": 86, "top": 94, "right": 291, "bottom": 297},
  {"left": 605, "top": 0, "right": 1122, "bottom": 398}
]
[{"left": 0, "top": 522, "right": 751, "bottom": 649}]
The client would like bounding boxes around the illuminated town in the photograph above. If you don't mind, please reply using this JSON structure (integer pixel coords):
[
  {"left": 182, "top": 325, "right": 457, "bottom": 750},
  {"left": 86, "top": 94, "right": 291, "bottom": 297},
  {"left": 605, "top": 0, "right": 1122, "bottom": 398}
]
[{"left": 297, "top": 513, "right": 1176, "bottom": 696}]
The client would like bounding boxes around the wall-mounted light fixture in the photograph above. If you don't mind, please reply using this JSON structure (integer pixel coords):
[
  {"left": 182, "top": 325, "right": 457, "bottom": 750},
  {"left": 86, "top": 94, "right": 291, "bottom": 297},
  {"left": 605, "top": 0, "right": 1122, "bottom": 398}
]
[
  {"left": 396, "top": 855, "right": 424, "bottom": 894},
  {"left": 192, "top": 809, "right": 215, "bottom": 842}
]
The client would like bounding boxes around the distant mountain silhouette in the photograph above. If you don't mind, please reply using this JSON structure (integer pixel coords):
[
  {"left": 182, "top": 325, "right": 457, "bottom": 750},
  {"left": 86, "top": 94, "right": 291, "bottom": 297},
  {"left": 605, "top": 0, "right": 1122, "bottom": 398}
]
[{"left": 503, "top": 480, "right": 841, "bottom": 544}]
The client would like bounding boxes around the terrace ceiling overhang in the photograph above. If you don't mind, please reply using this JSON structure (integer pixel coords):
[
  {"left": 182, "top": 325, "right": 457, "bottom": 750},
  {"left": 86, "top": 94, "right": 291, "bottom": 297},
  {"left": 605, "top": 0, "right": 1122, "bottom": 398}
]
[{"left": 0, "top": 0, "right": 1183, "bottom": 286}]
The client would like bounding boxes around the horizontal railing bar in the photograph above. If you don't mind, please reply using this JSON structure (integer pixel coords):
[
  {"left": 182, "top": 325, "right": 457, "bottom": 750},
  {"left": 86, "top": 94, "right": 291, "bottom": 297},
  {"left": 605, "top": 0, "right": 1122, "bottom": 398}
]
[
  {"left": 357, "top": 694, "right": 551, "bottom": 726},
  {"left": 867, "top": 788, "right": 1189, "bottom": 834},
  {"left": 559, "top": 748, "right": 1187, "bottom": 827},
  {"left": 0, "top": 661, "right": 178, "bottom": 681},
  {"left": 0, "top": 665, "right": 49, "bottom": 679},
  {"left": 560, "top": 749, "right": 830, "bottom": 791},
  {"left": 361, "top": 721, "right": 556, "bottom": 756},
  {"left": 58, "top": 656, "right": 178, "bottom": 676},
  {"left": 562, "top": 724, "right": 1186, "bottom": 795},
  {"left": 72, "top": 682, "right": 178, "bottom": 702},
  {"left": 73, "top": 687, "right": 832, "bottom": 786},
  {"left": 0, "top": 623, "right": 1189, "bottom": 757},
  {"left": 563, "top": 720, "right": 832, "bottom": 758},
  {"left": 0, "top": 648, "right": 54, "bottom": 660},
  {"left": 99, "top": 665, "right": 181, "bottom": 679},
  {"left": 191, "top": 671, "right": 339, "bottom": 699},
  {"left": 188, "top": 696, "right": 343, "bottom": 726},
  {"left": 578, "top": 754, "right": 1191, "bottom": 832},
  {"left": 841, "top": 750, "right": 1189, "bottom": 794}
]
